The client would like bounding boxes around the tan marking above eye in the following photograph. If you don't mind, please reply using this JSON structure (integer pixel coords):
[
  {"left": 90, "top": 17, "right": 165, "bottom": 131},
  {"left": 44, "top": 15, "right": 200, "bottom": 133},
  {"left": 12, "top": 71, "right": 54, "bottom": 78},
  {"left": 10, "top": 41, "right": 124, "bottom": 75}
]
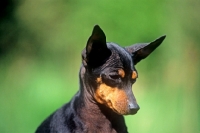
[
  {"left": 118, "top": 69, "right": 125, "bottom": 78},
  {"left": 132, "top": 71, "right": 138, "bottom": 79}
]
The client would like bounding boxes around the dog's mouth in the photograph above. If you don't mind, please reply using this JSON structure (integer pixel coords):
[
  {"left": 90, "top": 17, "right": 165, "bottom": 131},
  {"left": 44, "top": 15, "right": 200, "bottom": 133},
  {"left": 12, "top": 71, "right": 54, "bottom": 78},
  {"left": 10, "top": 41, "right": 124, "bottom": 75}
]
[
  {"left": 112, "top": 103, "right": 140, "bottom": 115},
  {"left": 94, "top": 81, "right": 140, "bottom": 115},
  {"left": 95, "top": 94, "right": 140, "bottom": 115}
]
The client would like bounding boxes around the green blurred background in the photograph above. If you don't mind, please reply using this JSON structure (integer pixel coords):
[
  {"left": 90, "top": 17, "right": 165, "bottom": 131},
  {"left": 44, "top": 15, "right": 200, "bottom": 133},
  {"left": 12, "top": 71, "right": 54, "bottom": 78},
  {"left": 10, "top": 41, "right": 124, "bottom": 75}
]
[{"left": 0, "top": 0, "right": 199, "bottom": 133}]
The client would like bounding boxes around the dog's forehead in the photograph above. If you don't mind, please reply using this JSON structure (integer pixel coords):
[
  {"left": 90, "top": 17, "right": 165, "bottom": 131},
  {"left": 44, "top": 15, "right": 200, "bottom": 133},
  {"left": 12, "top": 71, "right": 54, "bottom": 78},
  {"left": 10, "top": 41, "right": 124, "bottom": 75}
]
[{"left": 106, "top": 43, "right": 134, "bottom": 70}]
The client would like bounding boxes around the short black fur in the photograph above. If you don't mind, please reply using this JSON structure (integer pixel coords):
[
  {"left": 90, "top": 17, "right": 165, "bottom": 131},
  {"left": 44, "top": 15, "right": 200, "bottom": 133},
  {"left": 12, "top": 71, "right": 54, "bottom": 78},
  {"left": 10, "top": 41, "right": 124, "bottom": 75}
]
[{"left": 36, "top": 25, "right": 166, "bottom": 133}]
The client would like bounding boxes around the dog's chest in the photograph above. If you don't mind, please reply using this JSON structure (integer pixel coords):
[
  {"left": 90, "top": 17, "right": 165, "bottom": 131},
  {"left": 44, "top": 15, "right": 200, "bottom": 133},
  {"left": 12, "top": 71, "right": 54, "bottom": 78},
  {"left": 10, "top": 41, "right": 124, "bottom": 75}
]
[{"left": 83, "top": 122, "right": 118, "bottom": 133}]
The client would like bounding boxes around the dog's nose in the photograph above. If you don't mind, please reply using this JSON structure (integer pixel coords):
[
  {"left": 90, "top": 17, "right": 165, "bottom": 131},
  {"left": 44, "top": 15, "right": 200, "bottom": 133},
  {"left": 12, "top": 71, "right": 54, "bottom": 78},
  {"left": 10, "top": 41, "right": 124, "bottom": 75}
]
[{"left": 129, "top": 103, "right": 140, "bottom": 114}]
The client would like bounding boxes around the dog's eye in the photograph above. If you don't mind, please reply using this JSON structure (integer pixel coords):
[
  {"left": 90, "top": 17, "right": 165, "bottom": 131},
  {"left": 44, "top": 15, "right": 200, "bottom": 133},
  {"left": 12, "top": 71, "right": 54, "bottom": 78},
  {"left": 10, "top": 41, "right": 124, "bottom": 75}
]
[
  {"left": 109, "top": 75, "right": 121, "bottom": 80},
  {"left": 101, "top": 73, "right": 122, "bottom": 86}
]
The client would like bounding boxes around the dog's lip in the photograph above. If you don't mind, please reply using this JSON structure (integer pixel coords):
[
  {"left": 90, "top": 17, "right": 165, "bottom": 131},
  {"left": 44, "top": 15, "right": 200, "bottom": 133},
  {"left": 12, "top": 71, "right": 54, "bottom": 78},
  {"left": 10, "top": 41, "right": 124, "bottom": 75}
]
[
  {"left": 112, "top": 107, "right": 139, "bottom": 115},
  {"left": 111, "top": 107, "right": 128, "bottom": 115}
]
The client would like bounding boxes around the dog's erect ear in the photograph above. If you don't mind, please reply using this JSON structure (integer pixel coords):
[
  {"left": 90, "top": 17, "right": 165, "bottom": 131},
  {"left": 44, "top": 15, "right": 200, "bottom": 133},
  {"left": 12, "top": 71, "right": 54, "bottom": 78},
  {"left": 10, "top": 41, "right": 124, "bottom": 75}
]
[
  {"left": 125, "top": 35, "right": 166, "bottom": 65},
  {"left": 82, "top": 25, "right": 111, "bottom": 68}
]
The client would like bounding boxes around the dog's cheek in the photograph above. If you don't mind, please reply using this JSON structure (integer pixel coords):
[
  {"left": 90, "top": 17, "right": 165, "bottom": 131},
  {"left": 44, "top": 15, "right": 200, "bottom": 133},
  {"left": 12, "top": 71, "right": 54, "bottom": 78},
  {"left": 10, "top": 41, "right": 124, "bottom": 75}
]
[
  {"left": 94, "top": 84, "right": 129, "bottom": 115},
  {"left": 111, "top": 89, "right": 129, "bottom": 115},
  {"left": 94, "top": 84, "right": 112, "bottom": 105}
]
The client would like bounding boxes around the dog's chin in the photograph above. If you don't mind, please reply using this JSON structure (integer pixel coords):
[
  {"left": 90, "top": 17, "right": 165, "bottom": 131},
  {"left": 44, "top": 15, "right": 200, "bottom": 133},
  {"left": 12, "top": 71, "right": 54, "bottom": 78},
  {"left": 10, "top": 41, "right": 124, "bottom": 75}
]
[{"left": 112, "top": 108, "right": 139, "bottom": 115}]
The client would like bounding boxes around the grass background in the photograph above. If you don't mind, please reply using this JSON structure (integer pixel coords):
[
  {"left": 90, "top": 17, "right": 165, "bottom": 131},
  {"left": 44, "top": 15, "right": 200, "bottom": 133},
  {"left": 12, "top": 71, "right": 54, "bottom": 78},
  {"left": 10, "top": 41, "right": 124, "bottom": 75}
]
[{"left": 0, "top": 0, "right": 199, "bottom": 132}]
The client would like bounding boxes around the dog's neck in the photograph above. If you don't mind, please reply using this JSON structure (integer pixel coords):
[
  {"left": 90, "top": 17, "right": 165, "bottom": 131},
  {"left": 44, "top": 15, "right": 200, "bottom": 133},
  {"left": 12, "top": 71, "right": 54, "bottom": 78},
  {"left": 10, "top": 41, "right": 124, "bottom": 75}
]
[{"left": 74, "top": 66, "right": 128, "bottom": 133}]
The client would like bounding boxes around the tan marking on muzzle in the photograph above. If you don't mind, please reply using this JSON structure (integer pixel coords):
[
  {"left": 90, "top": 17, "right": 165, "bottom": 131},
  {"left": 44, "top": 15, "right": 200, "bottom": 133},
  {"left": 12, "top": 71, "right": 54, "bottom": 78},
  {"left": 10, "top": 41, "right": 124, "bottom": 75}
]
[
  {"left": 132, "top": 71, "right": 137, "bottom": 79},
  {"left": 94, "top": 80, "right": 129, "bottom": 115},
  {"left": 118, "top": 69, "right": 125, "bottom": 78}
]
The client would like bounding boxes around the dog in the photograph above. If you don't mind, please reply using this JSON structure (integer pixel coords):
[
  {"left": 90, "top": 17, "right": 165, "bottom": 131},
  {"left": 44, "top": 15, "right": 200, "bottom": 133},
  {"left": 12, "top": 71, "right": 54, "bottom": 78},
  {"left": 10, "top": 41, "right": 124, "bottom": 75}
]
[{"left": 35, "top": 25, "right": 166, "bottom": 133}]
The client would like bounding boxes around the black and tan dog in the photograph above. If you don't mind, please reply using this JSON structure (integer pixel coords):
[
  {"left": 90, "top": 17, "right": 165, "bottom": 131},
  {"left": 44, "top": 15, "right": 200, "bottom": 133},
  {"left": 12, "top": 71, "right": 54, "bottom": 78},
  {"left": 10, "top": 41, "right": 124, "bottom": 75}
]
[{"left": 36, "top": 25, "right": 165, "bottom": 133}]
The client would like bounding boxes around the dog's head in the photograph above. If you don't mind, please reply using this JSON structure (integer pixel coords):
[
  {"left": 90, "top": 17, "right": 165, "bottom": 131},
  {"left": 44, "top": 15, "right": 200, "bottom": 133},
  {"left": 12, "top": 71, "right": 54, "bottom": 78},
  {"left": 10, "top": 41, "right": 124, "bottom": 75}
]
[{"left": 82, "top": 25, "right": 165, "bottom": 115}]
